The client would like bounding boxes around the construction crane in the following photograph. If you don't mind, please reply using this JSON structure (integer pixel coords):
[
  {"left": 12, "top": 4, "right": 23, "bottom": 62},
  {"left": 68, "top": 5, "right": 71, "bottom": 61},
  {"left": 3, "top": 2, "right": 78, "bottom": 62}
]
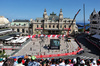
[{"left": 67, "top": 9, "right": 81, "bottom": 37}]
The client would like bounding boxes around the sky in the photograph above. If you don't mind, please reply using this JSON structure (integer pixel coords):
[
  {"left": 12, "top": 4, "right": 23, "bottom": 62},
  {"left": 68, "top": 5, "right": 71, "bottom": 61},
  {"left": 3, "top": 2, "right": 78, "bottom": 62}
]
[{"left": 0, "top": 0, "right": 100, "bottom": 23}]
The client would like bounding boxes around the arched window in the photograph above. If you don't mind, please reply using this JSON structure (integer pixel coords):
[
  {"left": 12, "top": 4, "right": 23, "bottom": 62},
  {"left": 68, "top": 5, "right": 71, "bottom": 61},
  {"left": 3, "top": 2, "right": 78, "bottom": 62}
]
[
  {"left": 14, "top": 23, "right": 16, "bottom": 25},
  {"left": 60, "top": 25, "right": 62, "bottom": 28},
  {"left": 49, "top": 25, "right": 51, "bottom": 28},
  {"left": 12, "top": 29, "right": 14, "bottom": 31},
  {"left": 41, "top": 25, "right": 43, "bottom": 28},
  {"left": 53, "top": 25, "right": 55, "bottom": 28},
  {"left": 45, "top": 25, "right": 47, "bottom": 28},
  {"left": 37, "top": 25, "right": 38, "bottom": 28},
  {"left": 37, "top": 20, "right": 39, "bottom": 22},
  {"left": 24, "top": 24, "right": 26, "bottom": 26},
  {"left": 64, "top": 25, "right": 66, "bottom": 28},
  {"left": 26, "top": 30, "right": 28, "bottom": 33},
  {"left": 17, "top": 29, "right": 19, "bottom": 32},
  {"left": 56, "top": 25, "right": 58, "bottom": 28},
  {"left": 22, "top": 29, "right": 24, "bottom": 33}
]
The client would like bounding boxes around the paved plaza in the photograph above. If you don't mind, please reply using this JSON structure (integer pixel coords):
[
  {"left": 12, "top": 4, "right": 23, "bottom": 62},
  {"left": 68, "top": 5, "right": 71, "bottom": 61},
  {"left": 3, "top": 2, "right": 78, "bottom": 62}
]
[{"left": 14, "top": 37, "right": 79, "bottom": 56}]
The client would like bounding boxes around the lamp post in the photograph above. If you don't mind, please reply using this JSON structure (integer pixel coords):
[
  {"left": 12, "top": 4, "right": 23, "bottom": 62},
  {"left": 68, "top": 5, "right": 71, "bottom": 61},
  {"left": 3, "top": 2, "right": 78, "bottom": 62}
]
[{"left": 39, "top": 41, "right": 41, "bottom": 55}]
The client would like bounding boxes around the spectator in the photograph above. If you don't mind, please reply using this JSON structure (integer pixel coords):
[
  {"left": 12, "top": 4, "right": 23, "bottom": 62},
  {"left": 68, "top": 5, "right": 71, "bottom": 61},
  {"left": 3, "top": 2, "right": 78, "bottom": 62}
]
[
  {"left": 15, "top": 58, "right": 24, "bottom": 66},
  {"left": 97, "top": 59, "right": 100, "bottom": 65},
  {"left": 59, "top": 59, "right": 65, "bottom": 66},
  {"left": 24, "top": 59, "right": 30, "bottom": 66},
  {"left": 3, "top": 58, "right": 14, "bottom": 66},
  {"left": 74, "top": 57, "right": 81, "bottom": 66},
  {"left": 28, "top": 56, "right": 39, "bottom": 66},
  {"left": 50, "top": 59, "right": 56, "bottom": 66},
  {"left": 0, "top": 58, "right": 3, "bottom": 66},
  {"left": 14, "top": 58, "right": 18, "bottom": 66},
  {"left": 80, "top": 59, "right": 85, "bottom": 66},
  {"left": 65, "top": 59, "right": 70, "bottom": 66},
  {"left": 91, "top": 60, "right": 97, "bottom": 66}
]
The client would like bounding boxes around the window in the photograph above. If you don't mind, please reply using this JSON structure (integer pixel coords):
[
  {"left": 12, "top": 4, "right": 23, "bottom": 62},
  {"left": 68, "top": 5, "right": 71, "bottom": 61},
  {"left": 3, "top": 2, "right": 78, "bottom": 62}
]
[
  {"left": 12, "top": 29, "right": 14, "bottom": 31},
  {"left": 22, "top": 29, "right": 24, "bottom": 33},
  {"left": 49, "top": 25, "right": 51, "bottom": 28},
  {"left": 64, "top": 25, "right": 66, "bottom": 28},
  {"left": 60, "top": 25, "right": 62, "bottom": 28},
  {"left": 56, "top": 25, "right": 58, "bottom": 28},
  {"left": 41, "top": 25, "right": 43, "bottom": 28},
  {"left": 91, "top": 27, "right": 97, "bottom": 29},
  {"left": 26, "top": 30, "right": 28, "bottom": 33},
  {"left": 45, "top": 25, "right": 47, "bottom": 28},
  {"left": 17, "top": 29, "right": 19, "bottom": 32},
  {"left": 24, "top": 24, "right": 26, "bottom": 26},
  {"left": 92, "top": 21, "right": 98, "bottom": 24},
  {"left": 53, "top": 25, "right": 55, "bottom": 28},
  {"left": 14, "top": 23, "right": 16, "bottom": 25},
  {"left": 37, "top": 25, "right": 38, "bottom": 28},
  {"left": 37, "top": 20, "right": 39, "bottom": 22}
]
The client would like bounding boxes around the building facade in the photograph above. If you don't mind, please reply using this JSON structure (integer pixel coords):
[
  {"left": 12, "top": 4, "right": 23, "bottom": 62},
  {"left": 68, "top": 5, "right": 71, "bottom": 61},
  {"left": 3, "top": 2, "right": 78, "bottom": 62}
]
[
  {"left": 90, "top": 9, "right": 100, "bottom": 35},
  {"left": 33, "top": 9, "right": 78, "bottom": 35},
  {"left": 9, "top": 20, "right": 33, "bottom": 36}
]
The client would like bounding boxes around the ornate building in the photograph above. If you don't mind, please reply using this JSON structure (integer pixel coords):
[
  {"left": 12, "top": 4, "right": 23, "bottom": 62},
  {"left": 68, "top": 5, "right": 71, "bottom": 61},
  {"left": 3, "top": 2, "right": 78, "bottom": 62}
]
[
  {"left": 33, "top": 9, "right": 78, "bottom": 35},
  {"left": 9, "top": 19, "right": 33, "bottom": 36},
  {"left": 0, "top": 16, "right": 9, "bottom": 29}
]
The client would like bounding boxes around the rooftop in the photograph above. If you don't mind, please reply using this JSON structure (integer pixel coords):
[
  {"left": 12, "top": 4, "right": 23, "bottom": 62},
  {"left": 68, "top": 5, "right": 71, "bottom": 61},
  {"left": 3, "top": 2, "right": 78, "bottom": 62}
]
[{"left": 13, "top": 20, "right": 30, "bottom": 22}]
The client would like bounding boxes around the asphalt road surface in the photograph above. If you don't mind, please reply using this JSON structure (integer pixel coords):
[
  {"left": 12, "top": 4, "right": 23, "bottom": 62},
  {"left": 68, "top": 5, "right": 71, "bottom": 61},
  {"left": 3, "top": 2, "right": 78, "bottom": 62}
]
[{"left": 49, "top": 34, "right": 100, "bottom": 59}]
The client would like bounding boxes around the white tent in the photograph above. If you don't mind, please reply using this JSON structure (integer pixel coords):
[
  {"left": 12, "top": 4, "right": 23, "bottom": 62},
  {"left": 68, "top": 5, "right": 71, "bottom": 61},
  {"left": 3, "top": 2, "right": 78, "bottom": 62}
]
[
  {"left": 11, "top": 37, "right": 23, "bottom": 43},
  {"left": 17, "top": 37, "right": 29, "bottom": 43}
]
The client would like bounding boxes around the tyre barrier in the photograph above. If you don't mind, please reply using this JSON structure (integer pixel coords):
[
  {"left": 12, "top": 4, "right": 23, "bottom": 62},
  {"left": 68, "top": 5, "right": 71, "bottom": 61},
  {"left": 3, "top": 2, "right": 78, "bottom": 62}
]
[{"left": 35, "top": 48, "right": 83, "bottom": 58}]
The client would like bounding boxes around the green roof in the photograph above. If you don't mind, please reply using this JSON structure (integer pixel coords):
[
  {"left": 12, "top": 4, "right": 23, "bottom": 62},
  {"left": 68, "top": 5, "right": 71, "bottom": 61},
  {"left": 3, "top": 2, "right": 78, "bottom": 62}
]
[{"left": 11, "top": 22, "right": 29, "bottom": 26}]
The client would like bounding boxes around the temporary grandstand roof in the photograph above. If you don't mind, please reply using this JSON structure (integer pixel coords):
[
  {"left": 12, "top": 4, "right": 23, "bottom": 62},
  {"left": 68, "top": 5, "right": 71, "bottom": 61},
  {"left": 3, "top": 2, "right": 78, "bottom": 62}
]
[
  {"left": 5, "top": 37, "right": 14, "bottom": 41},
  {"left": 0, "top": 32, "right": 21, "bottom": 41},
  {"left": 0, "top": 35, "right": 11, "bottom": 41},
  {"left": 0, "top": 29, "right": 12, "bottom": 34},
  {"left": 8, "top": 32, "right": 22, "bottom": 37},
  {"left": 92, "top": 34, "right": 100, "bottom": 40}
]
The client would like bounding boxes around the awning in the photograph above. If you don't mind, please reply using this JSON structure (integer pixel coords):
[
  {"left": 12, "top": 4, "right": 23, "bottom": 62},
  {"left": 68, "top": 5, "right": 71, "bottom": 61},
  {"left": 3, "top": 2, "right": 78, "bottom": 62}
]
[{"left": 36, "top": 28, "right": 43, "bottom": 29}]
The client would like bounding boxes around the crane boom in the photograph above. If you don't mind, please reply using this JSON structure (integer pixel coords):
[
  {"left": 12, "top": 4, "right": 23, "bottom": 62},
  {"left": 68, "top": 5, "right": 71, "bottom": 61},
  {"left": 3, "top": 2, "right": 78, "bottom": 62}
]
[{"left": 67, "top": 9, "right": 81, "bottom": 37}]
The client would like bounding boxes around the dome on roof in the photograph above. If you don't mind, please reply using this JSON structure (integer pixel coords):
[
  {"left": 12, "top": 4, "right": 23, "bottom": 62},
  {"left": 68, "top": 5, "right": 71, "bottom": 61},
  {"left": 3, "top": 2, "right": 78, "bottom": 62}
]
[{"left": 0, "top": 16, "right": 9, "bottom": 24}]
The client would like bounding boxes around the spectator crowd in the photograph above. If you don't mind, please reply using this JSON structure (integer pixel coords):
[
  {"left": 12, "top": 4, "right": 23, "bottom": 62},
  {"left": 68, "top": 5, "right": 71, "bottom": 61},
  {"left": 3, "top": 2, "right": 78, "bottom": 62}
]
[{"left": 0, "top": 55, "right": 100, "bottom": 66}]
